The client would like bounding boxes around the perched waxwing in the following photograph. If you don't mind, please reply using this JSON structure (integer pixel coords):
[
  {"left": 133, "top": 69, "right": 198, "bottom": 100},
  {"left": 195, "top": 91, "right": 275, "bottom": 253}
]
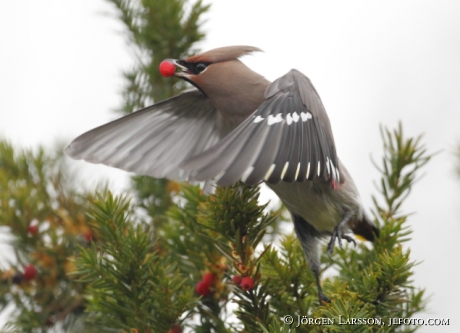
[{"left": 65, "top": 45, "right": 378, "bottom": 303}]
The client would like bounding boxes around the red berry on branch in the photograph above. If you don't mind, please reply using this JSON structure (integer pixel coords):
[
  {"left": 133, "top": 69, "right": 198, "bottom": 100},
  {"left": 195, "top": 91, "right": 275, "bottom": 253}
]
[
  {"left": 45, "top": 317, "right": 54, "bottom": 327},
  {"left": 28, "top": 223, "right": 39, "bottom": 235},
  {"left": 159, "top": 60, "right": 176, "bottom": 77},
  {"left": 231, "top": 275, "right": 242, "bottom": 284},
  {"left": 170, "top": 324, "right": 182, "bottom": 333},
  {"left": 195, "top": 280, "right": 211, "bottom": 296},
  {"left": 83, "top": 231, "right": 93, "bottom": 242},
  {"left": 240, "top": 276, "right": 254, "bottom": 290},
  {"left": 202, "top": 272, "right": 215, "bottom": 286},
  {"left": 23, "top": 264, "right": 38, "bottom": 280}
]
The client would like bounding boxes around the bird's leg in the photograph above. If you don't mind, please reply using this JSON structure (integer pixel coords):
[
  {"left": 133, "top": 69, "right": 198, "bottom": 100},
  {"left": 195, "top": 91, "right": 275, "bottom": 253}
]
[
  {"left": 292, "top": 214, "right": 331, "bottom": 304},
  {"left": 327, "top": 211, "right": 356, "bottom": 259},
  {"left": 311, "top": 263, "right": 331, "bottom": 304}
]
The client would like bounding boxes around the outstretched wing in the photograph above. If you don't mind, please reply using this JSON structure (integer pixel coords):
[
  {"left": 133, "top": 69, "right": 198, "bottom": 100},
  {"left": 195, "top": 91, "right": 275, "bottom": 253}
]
[
  {"left": 181, "top": 69, "right": 340, "bottom": 186},
  {"left": 65, "top": 89, "right": 227, "bottom": 181}
]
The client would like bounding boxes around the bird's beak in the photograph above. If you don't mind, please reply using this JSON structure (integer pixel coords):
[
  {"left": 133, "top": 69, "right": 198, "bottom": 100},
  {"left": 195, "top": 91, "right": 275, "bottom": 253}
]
[{"left": 164, "top": 59, "right": 191, "bottom": 77}]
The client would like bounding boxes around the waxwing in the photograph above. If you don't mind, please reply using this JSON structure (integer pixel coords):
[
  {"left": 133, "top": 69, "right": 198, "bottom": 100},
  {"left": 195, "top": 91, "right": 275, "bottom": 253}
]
[{"left": 65, "top": 45, "right": 378, "bottom": 303}]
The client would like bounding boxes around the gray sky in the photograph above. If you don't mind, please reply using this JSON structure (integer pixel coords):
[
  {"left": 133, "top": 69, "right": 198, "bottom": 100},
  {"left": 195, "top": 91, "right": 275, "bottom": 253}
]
[{"left": 1, "top": 0, "right": 460, "bottom": 330}]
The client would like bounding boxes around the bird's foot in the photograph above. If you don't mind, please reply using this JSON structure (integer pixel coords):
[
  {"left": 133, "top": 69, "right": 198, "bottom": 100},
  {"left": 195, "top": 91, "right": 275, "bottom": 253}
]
[
  {"left": 318, "top": 291, "right": 331, "bottom": 305},
  {"left": 314, "top": 271, "right": 331, "bottom": 305},
  {"left": 327, "top": 213, "right": 356, "bottom": 259}
]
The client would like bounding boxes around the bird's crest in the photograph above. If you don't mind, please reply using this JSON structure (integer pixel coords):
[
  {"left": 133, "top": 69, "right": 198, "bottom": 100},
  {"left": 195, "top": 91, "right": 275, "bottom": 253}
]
[{"left": 185, "top": 45, "right": 261, "bottom": 63}]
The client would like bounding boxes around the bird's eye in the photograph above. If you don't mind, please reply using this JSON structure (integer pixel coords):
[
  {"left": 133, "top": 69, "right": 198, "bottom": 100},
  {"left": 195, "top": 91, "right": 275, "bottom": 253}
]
[
  {"left": 180, "top": 61, "right": 210, "bottom": 75},
  {"left": 196, "top": 63, "right": 208, "bottom": 73}
]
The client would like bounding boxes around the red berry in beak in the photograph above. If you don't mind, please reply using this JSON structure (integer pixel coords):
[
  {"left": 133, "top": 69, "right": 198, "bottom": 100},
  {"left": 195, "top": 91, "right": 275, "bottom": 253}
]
[{"left": 159, "top": 60, "right": 176, "bottom": 77}]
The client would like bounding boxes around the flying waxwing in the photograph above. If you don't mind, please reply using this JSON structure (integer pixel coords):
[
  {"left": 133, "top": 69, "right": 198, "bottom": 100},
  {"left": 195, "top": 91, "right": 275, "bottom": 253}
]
[{"left": 65, "top": 45, "right": 379, "bottom": 303}]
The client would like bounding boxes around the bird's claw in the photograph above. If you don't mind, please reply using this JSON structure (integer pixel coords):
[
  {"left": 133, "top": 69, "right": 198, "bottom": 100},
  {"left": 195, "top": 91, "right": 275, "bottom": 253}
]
[
  {"left": 327, "top": 213, "right": 355, "bottom": 258},
  {"left": 342, "top": 234, "right": 356, "bottom": 248}
]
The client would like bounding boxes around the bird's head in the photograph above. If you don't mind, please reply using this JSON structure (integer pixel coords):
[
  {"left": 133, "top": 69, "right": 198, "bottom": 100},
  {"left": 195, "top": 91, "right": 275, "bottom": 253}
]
[{"left": 159, "top": 46, "right": 270, "bottom": 125}]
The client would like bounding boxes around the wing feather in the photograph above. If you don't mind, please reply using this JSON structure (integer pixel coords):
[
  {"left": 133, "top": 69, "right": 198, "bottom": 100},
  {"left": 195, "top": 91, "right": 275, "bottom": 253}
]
[
  {"left": 181, "top": 69, "right": 341, "bottom": 186},
  {"left": 65, "top": 89, "right": 227, "bottom": 181}
]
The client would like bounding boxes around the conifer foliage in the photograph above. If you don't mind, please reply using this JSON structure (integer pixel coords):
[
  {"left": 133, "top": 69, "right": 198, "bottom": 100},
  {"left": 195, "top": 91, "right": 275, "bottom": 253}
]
[
  {"left": 0, "top": 1, "right": 431, "bottom": 332},
  {"left": 0, "top": 141, "right": 93, "bottom": 330},
  {"left": 0, "top": 123, "right": 430, "bottom": 331}
]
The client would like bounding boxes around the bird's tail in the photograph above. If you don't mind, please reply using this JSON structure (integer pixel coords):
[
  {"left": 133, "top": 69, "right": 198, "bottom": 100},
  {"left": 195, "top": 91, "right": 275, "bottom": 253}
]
[{"left": 350, "top": 214, "right": 379, "bottom": 242}]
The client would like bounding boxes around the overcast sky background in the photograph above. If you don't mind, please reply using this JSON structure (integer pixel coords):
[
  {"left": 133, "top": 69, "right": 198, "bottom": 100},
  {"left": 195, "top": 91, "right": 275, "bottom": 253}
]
[{"left": 1, "top": 1, "right": 460, "bottom": 330}]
